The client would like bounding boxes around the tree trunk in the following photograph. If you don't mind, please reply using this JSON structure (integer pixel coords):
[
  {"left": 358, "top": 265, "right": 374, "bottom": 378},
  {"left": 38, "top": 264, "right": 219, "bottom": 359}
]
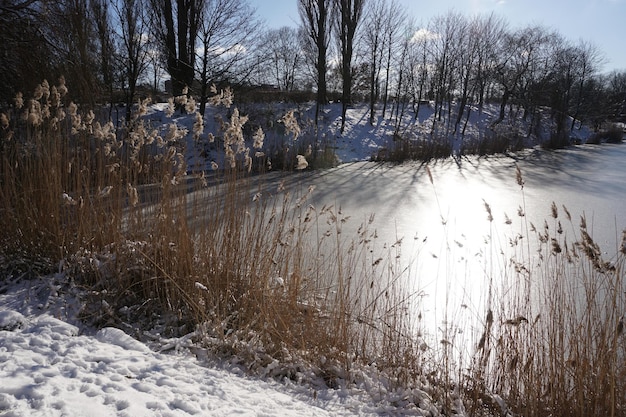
[{"left": 492, "top": 88, "right": 510, "bottom": 127}]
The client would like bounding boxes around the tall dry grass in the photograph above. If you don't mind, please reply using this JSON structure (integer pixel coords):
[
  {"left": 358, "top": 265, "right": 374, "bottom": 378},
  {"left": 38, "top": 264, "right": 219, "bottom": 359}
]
[
  {"left": 456, "top": 166, "right": 626, "bottom": 416},
  {"left": 0, "top": 79, "right": 421, "bottom": 395},
  {"left": 2, "top": 79, "right": 625, "bottom": 413}
]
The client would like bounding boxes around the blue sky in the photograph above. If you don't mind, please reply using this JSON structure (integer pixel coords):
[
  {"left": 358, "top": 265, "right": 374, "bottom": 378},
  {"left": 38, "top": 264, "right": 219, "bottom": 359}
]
[{"left": 249, "top": 0, "right": 626, "bottom": 73}]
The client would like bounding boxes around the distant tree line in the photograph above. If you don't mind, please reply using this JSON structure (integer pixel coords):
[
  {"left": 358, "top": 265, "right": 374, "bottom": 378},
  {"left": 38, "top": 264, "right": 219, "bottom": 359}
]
[{"left": 1, "top": 0, "right": 625, "bottom": 130}]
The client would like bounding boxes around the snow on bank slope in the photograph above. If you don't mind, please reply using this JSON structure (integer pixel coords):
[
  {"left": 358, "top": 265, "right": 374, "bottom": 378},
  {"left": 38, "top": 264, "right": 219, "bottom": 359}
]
[
  {"left": 181, "top": 100, "right": 595, "bottom": 169},
  {"left": 0, "top": 276, "right": 440, "bottom": 416},
  {"left": 0, "top": 315, "right": 325, "bottom": 416}
]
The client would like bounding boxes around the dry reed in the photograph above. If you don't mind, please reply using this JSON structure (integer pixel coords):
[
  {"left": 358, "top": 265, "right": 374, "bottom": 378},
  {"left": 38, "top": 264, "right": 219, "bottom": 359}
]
[
  {"left": 0, "top": 80, "right": 422, "bottom": 400},
  {"left": 3, "top": 80, "right": 624, "bottom": 414}
]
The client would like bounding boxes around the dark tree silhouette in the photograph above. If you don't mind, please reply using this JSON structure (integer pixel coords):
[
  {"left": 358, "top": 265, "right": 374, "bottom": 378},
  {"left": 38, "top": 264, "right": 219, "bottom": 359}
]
[{"left": 299, "top": 0, "right": 331, "bottom": 124}]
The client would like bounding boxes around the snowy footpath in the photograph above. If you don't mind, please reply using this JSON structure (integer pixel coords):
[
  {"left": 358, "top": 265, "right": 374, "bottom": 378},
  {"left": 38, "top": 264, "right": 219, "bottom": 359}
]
[{"left": 0, "top": 276, "right": 434, "bottom": 416}]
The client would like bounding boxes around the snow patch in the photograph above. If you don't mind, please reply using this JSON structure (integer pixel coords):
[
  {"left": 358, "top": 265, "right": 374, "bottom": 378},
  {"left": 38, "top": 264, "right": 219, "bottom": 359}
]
[
  {"left": 0, "top": 310, "right": 26, "bottom": 331},
  {"left": 96, "top": 327, "right": 150, "bottom": 353}
]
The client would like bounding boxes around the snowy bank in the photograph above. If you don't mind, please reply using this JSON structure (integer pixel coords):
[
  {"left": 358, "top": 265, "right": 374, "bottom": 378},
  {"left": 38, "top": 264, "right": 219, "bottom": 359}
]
[{"left": 0, "top": 276, "right": 442, "bottom": 416}]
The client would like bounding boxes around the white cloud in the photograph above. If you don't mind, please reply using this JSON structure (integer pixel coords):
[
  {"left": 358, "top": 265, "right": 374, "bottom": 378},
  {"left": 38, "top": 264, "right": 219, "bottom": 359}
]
[{"left": 411, "top": 28, "right": 440, "bottom": 43}]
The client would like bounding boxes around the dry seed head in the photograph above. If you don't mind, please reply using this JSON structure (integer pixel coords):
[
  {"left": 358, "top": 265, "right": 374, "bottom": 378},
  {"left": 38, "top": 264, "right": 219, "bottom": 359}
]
[
  {"left": 551, "top": 238, "right": 562, "bottom": 254},
  {"left": 280, "top": 110, "right": 300, "bottom": 140},
  {"left": 146, "top": 129, "right": 158, "bottom": 145},
  {"left": 127, "top": 183, "right": 139, "bottom": 207},
  {"left": 185, "top": 96, "right": 197, "bottom": 114},
  {"left": 1, "top": 113, "right": 9, "bottom": 129},
  {"left": 515, "top": 165, "right": 524, "bottom": 187},
  {"left": 486, "top": 309, "right": 493, "bottom": 324},
  {"left": 175, "top": 93, "right": 188, "bottom": 108},
  {"left": 561, "top": 205, "right": 571, "bottom": 221},
  {"left": 41, "top": 80, "right": 50, "bottom": 100},
  {"left": 50, "top": 86, "right": 60, "bottom": 107},
  {"left": 245, "top": 151, "right": 252, "bottom": 172},
  {"left": 56, "top": 107, "right": 66, "bottom": 121},
  {"left": 33, "top": 82, "right": 45, "bottom": 100},
  {"left": 71, "top": 117, "right": 81, "bottom": 134},
  {"left": 41, "top": 104, "right": 51, "bottom": 120},
  {"left": 137, "top": 97, "right": 151, "bottom": 118},
  {"left": 27, "top": 100, "right": 43, "bottom": 126},
  {"left": 14, "top": 92, "right": 24, "bottom": 109},
  {"left": 208, "top": 85, "right": 233, "bottom": 107},
  {"left": 165, "top": 123, "right": 186, "bottom": 142},
  {"left": 68, "top": 101, "right": 78, "bottom": 117},
  {"left": 165, "top": 97, "right": 175, "bottom": 118},
  {"left": 252, "top": 127, "right": 265, "bottom": 149},
  {"left": 551, "top": 201, "right": 558, "bottom": 219},
  {"left": 84, "top": 110, "right": 95, "bottom": 129},
  {"left": 166, "top": 146, "right": 177, "bottom": 160},
  {"left": 57, "top": 76, "right": 68, "bottom": 97},
  {"left": 97, "top": 185, "right": 113, "bottom": 199},
  {"left": 426, "top": 166, "right": 433, "bottom": 185},
  {"left": 192, "top": 112, "right": 204, "bottom": 140},
  {"left": 295, "top": 154, "right": 308, "bottom": 170},
  {"left": 222, "top": 89, "right": 233, "bottom": 107},
  {"left": 62, "top": 192, "right": 77, "bottom": 206},
  {"left": 483, "top": 199, "right": 493, "bottom": 222}
]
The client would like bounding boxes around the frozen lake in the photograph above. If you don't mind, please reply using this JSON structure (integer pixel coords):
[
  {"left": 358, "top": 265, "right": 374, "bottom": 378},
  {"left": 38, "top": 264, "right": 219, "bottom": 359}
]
[
  {"left": 180, "top": 142, "right": 625, "bottom": 344},
  {"left": 288, "top": 144, "right": 626, "bottom": 339}
]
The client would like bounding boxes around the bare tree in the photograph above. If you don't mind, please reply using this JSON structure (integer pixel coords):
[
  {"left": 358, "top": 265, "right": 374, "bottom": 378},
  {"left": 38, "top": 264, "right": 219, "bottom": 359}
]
[
  {"left": 0, "top": 0, "right": 52, "bottom": 101},
  {"left": 569, "top": 40, "right": 604, "bottom": 130},
  {"left": 362, "top": 0, "right": 390, "bottom": 125},
  {"left": 92, "top": 0, "right": 117, "bottom": 106},
  {"left": 197, "top": 0, "right": 259, "bottom": 114},
  {"left": 146, "top": 41, "right": 167, "bottom": 98},
  {"left": 472, "top": 14, "right": 506, "bottom": 115},
  {"left": 149, "top": 0, "right": 204, "bottom": 97},
  {"left": 298, "top": 0, "right": 332, "bottom": 124},
  {"left": 491, "top": 25, "right": 551, "bottom": 127},
  {"left": 405, "top": 25, "right": 432, "bottom": 120},
  {"left": 390, "top": 19, "right": 415, "bottom": 135},
  {"left": 114, "top": 0, "right": 151, "bottom": 121},
  {"left": 334, "top": 0, "right": 366, "bottom": 132},
  {"left": 379, "top": 1, "right": 404, "bottom": 120},
  {"left": 427, "top": 11, "right": 465, "bottom": 135},
  {"left": 257, "top": 27, "right": 304, "bottom": 92},
  {"left": 606, "top": 71, "right": 626, "bottom": 122},
  {"left": 47, "top": 0, "right": 100, "bottom": 106},
  {"left": 452, "top": 14, "right": 476, "bottom": 135}
]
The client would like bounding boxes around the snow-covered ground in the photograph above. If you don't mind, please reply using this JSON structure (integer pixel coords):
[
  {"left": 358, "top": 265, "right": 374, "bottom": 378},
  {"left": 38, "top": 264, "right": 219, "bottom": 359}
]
[
  {"left": 1, "top": 100, "right": 599, "bottom": 416},
  {"left": 0, "top": 273, "right": 441, "bottom": 416},
  {"left": 0, "top": 103, "right": 444, "bottom": 417}
]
